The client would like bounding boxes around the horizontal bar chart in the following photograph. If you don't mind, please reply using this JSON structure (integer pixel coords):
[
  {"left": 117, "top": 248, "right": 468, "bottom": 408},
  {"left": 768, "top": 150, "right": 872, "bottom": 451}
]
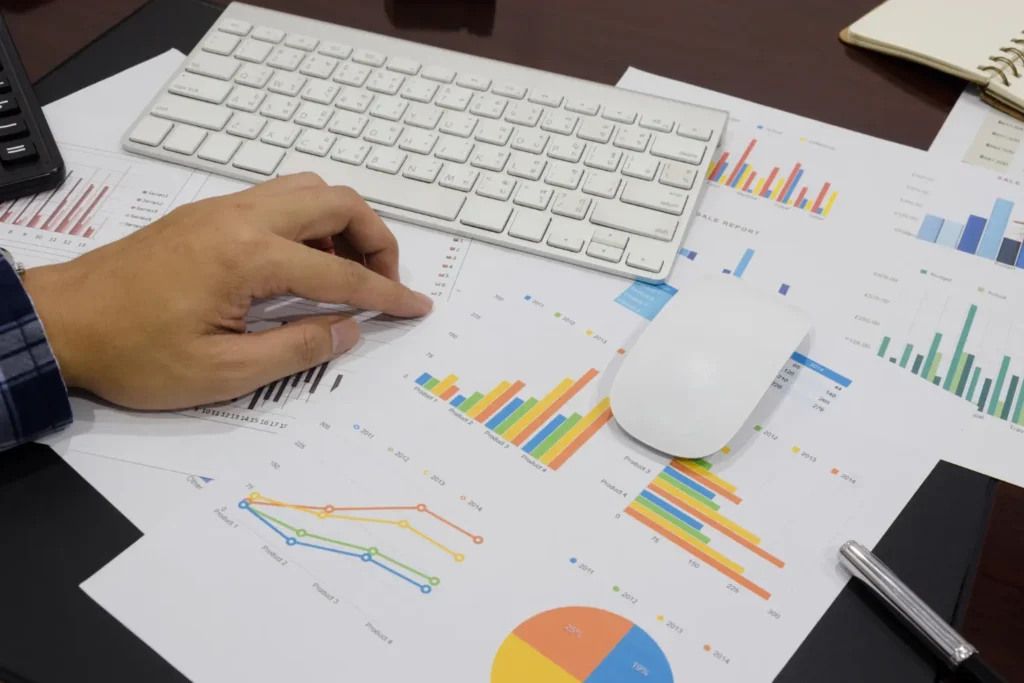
[{"left": 916, "top": 197, "right": 1024, "bottom": 268}]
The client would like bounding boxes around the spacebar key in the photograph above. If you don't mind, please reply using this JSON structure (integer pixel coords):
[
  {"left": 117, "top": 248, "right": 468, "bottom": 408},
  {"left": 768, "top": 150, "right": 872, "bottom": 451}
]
[{"left": 277, "top": 154, "right": 465, "bottom": 221}]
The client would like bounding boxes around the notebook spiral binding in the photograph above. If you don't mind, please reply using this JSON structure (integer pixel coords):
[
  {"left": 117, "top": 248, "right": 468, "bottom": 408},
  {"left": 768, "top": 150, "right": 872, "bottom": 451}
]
[{"left": 978, "top": 33, "right": 1024, "bottom": 86}]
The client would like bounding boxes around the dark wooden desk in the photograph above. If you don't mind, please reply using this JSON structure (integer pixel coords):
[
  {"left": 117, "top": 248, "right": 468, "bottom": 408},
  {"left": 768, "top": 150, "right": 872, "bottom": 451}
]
[{"left": 1, "top": 0, "right": 1021, "bottom": 680}]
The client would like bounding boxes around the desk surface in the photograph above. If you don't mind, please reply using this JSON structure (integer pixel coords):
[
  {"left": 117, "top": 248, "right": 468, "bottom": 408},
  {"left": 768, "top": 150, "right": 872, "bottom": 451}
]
[{"left": 0, "top": 0, "right": 1011, "bottom": 681}]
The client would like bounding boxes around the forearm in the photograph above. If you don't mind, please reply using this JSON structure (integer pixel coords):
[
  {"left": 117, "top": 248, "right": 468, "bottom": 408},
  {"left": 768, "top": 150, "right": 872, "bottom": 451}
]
[{"left": 0, "top": 258, "right": 72, "bottom": 452}]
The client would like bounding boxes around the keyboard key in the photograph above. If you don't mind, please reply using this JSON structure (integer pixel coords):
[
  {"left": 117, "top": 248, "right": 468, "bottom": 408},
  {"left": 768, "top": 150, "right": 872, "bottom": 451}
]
[
  {"left": 268, "top": 72, "right": 307, "bottom": 97},
  {"left": 456, "top": 73, "right": 491, "bottom": 91},
  {"left": 294, "top": 102, "right": 333, "bottom": 129},
  {"left": 436, "top": 86, "right": 473, "bottom": 111},
  {"left": 334, "top": 63, "right": 372, "bottom": 87},
  {"left": 404, "top": 104, "right": 443, "bottom": 130},
  {"left": 128, "top": 117, "right": 173, "bottom": 146},
  {"left": 369, "top": 96, "right": 408, "bottom": 122},
  {"left": 511, "top": 129, "right": 548, "bottom": 155},
  {"left": 659, "top": 163, "right": 696, "bottom": 190},
  {"left": 584, "top": 146, "right": 622, "bottom": 172},
  {"left": 421, "top": 66, "right": 456, "bottom": 83},
  {"left": 227, "top": 85, "right": 266, "bottom": 112},
  {"left": 438, "top": 166, "right": 479, "bottom": 192},
  {"left": 232, "top": 140, "right": 285, "bottom": 174},
  {"left": 565, "top": 99, "right": 600, "bottom": 116},
  {"left": 528, "top": 91, "right": 563, "bottom": 107},
  {"left": 197, "top": 133, "right": 241, "bottom": 163},
  {"left": 0, "top": 140, "right": 36, "bottom": 163},
  {"left": 0, "top": 117, "right": 25, "bottom": 140},
  {"left": 330, "top": 140, "right": 372, "bottom": 165},
  {"left": 0, "top": 78, "right": 11, "bottom": 94},
  {"left": 300, "top": 55, "right": 339, "bottom": 79},
  {"left": 186, "top": 53, "right": 240, "bottom": 80},
  {"left": 548, "top": 139, "right": 586, "bottom": 163},
  {"left": 508, "top": 211, "right": 550, "bottom": 242},
  {"left": 227, "top": 113, "right": 267, "bottom": 139},
  {"left": 364, "top": 122, "right": 403, "bottom": 146},
  {"left": 541, "top": 112, "right": 578, "bottom": 136},
  {"left": 278, "top": 154, "right": 466, "bottom": 221},
  {"left": 552, "top": 192, "right": 591, "bottom": 220},
  {"left": 621, "top": 154, "right": 659, "bottom": 181},
  {"left": 613, "top": 128, "right": 651, "bottom": 152},
  {"left": 590, "top": 201, "right": 678, "bottom": 241},
  {"left": 435, "top": 136, "right": 474, "bottom": 163},
  {"left": 259, "top": 94, "right": 300, "bottom": 120},
  {"left": 677, "top": 123, "right": 713, "bottom": 141},
  {"left": 284, "top": 34, "right": 319, "bottom": 51},
  {"left": 266, "top": 46, "right": 305, "bottom": 71},
  {"left": 251, "top": 26, "right": 285, "bottom": 43},
  {"left": 591, "top": 227, "right": 628, "bottom": 249},
  {"left": 626, "top": 247, "right": 664, "bottom": 273},
  {"left": 602, "top": 107, "right": 636, "bottom": 124},
  {"left": 621, "top": 181, "right": 687, "bottom": 215},
  {"left": 544, "top": 162, "right": 583, "bottom": 190},
  {"left": 261, "top": 121, "right": 301, "bottom": 147},
  {"left": 387, "top": 57, "right": 421, "bottom": 75},
  {"left": 318, "top": 41, "right": 353, "bottom": 59},
  {"left": 235, "top": 64, "right": 273, "bottom": 88},
  {"left": 367, "top": 148, "right": 406, "bottom": 174},
  {"left": 403, "top": 157, "right": 443, "bottom": 183},
  {"left": 335, "top": 88, "right": 374, "bottom": 113},
  {"left": 301, "top": 80, "right": 340, "bottom": 104},
  {"left": 507, "top": 153, "right": 546, "bottom": 180},
  {"left": 398, "top": 129, "right": 439, "bottom": 155},
  {"left": 163, "top": 125, "right": 207, "bottom": 155},
  {"left": 235, "top": 38, "right": 273, "bottom": 63},
  {"left": 639, "top": 115, "right": 673, "bottom": 133},
  {"left": 203, "top": 32, "right": 240, "bottom": 56},
  {"left": 586, "top": 241, "right": 623, "bottom": 263},
  {"left": 295, "top": 130, "right": 336, "bottom": 156},
  {"left": 476, "top": 173, "right": 516, "bottom": 201},
  {"left": 470, "top": 144, "right": 510, "bottom": 172},
  {"left": 577, "top": 118, "right": 614, "bottom": 143},
  {"left": 367, "top": 71, "right": 405, "bottom": 95},
  {"left": 460, "top": 196, "right": 511, "bottom": 232},
  {"left": 151, "top": 94, "right": 232, "bottom": 130},
  {"left": 547, "top": 225, "right": 584, "bottom": 252},
  {"left": 401, "top": 80, "right": 438, "bottom": 103},
  {"left": 650, "top": 135, "right": 705, "bottom": 165},
  {"left": 505, "top": 102, "right": 543, "bottom": 127},
  {"left": 218, "top": 19, "right": 252, "bottom": 36},
  {"left": 474, "top": 121, "right": 513, "bottom": 146},
  {"left": 169, "top": 72, "right": 233, "bottom": 104},
  {"left": 469, "top": 93, "right": 508, "bottom": 119},
  {"left": 513, "top": 183, "right": 553, "bottom": 210},
  {"left": 492, "top": 82, "right": 526, "bottom": 99},
  {"left": 352, "top": 49, "right": 386, "bottom": 67},
  {"left": 328, "top": 111, "right": 368, "bottom": 138},
  {"left": 581, "top": 171, "right": 620, "bottom": 198},
  {"left": 439, "top": 111, "right": 477, "bottom": 138}
]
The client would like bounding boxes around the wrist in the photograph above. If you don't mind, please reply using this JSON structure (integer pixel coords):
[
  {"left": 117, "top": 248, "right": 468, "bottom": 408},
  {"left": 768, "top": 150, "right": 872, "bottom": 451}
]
[{"left": 21, "top": 263, "right": 85, "bottom": 390}]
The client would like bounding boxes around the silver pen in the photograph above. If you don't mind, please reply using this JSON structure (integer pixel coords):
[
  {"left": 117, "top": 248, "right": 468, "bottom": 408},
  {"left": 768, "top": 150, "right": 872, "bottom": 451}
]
[{"left": 839, "top": 541, "right": 1006, "bottom": 683}]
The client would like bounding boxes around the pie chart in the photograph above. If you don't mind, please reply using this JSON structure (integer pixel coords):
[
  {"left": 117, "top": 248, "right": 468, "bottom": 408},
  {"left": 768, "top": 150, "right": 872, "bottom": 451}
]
[{"left": 491, "top": 606, "right": 673, "bottom": 682}]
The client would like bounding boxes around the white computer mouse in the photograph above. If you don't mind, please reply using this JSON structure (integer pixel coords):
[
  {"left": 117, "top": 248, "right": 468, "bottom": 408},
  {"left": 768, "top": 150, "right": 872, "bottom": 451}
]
[{"left": 610, "top": 274, "right": 812, "bottom": 459}]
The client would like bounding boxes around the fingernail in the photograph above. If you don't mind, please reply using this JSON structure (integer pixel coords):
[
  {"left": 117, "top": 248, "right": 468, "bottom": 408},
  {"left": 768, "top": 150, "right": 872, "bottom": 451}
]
[
  {"left": 415, "top": 292, "right": 434, "bottom": 314},
  {"left": 331, "top": 320, "right": 360, "bottom": 355}
]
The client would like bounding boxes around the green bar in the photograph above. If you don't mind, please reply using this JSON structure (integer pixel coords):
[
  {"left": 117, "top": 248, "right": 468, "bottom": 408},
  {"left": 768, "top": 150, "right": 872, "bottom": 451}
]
[
  {"left": 988, "top": 356, "right": 1011, "bottom": 416},
  {"left": 933, "top": 376, "right": 942, "bottom": 385},
  {"left": 950, "top": 354, "right": 969, "bottom": 396},
  {"left": 877, "top": 336, "right": 891, "bottom": 359},
  {"left": 922, "top": 332, "right": 943, "bottom": 381},
  {"left": 693, "top": 459, "right": 713, "bottom": 470},
  {"left": 457, "top": 392, "right": 485, "bottom": 413},
  {"left": 889, "top": 357, "right": 897, "bottom": 363},
  {"left": 495, "top": 398, "right": 537, "bottom": 435},
  {"left": 911, "top": 354, "right": 925, "bottom": 375},
  {"left": 423, "top": 378, "right": 440, "bottom": 391},
  {"left": 655, "top": 472, "right": 721, "bottom": 511},
  {"left": 967, "top": 367, "right": 982, "bottom": 401},
  {"left": 943, "top": 305, "right": 977, "bottom": 391},
  {"left": 957, "top": 355, "right": 976, "bottom": 397},
  {"left": 926, "top": 352, "right": 943, "bottom": 382},
  {"left": 899, "top": 343, "right": 914, "bottom": 369},
  {"left": 633, "top": 497, "right": 711, "bottom": 544},
  {"left": 1001, "top": 377, "right": 1019, "bottom": 420},
  {"left": 978, "top": 378, "right": 994, "bottom": 412},
  {"left": 531, "top": 413, "right": 582, "bottom": 458},
  {"left": 1014, "top": 379, "right": 1024, "bottom": 424}
]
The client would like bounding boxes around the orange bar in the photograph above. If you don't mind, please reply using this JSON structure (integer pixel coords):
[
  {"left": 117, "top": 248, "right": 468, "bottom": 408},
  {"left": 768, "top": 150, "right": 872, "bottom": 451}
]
[
  {"left": 625, "top": 507, "right": 771, "bottom": 599},
  {"left": 548, "top": 406, "right": 614, "bottom": 470},
  {"left": 649, "top": 482, "right": 784, "bottom": 568},
  {"left": 440, "top": 385, "right": 459, "bottom": 401},
  {"left": 670, "top": 460, "right": 743, "bottom": 504},
  {"left": 475, "top": 380, "right": 526, "bottom": 423},
  {"left": 511, "top": 369, "right": 599, "bottom": 446}
]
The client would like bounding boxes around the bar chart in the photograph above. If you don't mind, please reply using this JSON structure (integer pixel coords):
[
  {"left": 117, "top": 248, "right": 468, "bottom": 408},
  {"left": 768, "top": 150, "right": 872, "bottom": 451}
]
[
  {"left": 718, "top": 248, "right": 792, "bottom": 296},
  {"left": 706, "top": 138, "right": 839, "bottom": 217},
  {"left": 414, "top": 369, "right": 613, "bottom": 470},
  {"left": 915, "top": 197, "right": 1024, "bottom": 268}
]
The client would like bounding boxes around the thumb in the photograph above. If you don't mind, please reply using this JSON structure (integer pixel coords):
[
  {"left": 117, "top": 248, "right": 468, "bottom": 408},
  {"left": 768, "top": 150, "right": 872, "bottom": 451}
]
[{"left": 220, "top": 315, "right": 360, "bottom": 397}]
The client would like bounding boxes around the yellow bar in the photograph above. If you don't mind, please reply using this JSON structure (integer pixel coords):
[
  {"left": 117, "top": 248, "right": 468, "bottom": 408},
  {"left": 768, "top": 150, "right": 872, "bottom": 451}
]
[
  {"left": 627, "top": 502, "right": 745, "bottom": 574},
  {"left": 649, "top": 482, "right": 761, "bottom": 545},
  {"left": 771, "top": 178, "right": 785, "bottom": 200},
  {"left": 539, "top": 397, "right": 611, "bottom": 465},
  {"left": 502, "top": 378, "right": 574, "bottom": 441},
  {"left": 466, "top": 380, "right": 512, "bottom": 419},
  {"left": 431, "top": 374, "right": 459, "bottom": 396},
  {"left": 822, "top": 191, "right": 838, "bottom": 216},
  {"left": 754, "top": 178, "right": 765, "bottom": 196},
  {"left": 674, "top": 460, "right": 738, "bottom": 493}
]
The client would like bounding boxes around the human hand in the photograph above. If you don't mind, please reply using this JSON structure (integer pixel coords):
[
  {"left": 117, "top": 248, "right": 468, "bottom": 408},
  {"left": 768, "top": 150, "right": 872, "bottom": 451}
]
[{"left": 22, "top": 173, "right": 432, "bottom": 410}]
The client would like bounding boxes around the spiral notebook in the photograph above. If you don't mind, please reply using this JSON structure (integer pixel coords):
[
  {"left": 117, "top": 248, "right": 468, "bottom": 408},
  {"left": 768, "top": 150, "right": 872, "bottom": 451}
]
[{"left": 841, "top": 0, "right": 1024, "bottom": 121}]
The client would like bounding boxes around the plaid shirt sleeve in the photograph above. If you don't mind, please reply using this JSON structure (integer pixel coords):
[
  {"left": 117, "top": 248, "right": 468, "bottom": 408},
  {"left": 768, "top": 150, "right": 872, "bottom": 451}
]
[{"left": 1, "top": 259, "right": 73, "bottom": 451}]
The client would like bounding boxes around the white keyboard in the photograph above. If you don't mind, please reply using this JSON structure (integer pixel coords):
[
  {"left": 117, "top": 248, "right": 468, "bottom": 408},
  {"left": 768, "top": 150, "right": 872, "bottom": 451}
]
[{"left": 123, "top": 2, "right": 728, "bottom": 282}]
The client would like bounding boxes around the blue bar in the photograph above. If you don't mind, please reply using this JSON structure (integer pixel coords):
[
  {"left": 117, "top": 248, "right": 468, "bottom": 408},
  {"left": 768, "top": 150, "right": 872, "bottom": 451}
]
[
  {"left": 779, "top": 283, "right": 790, "bottom": 295},
  {"left": 639, "top": 490, "right": 704, "bottom": 531},
  {"left": 957, "top": 215, "right": 987, "bottom": 254},
  {"left": 729, "top": 164, "right": 748, "bottom": 188},
  {"left": 799, "top": 198, "right": 808, "bottom": 209},
  {"left": 997, "top": 238, "right": 1022, "bottom": 266},
  {"left": 978, "top": 198, "right": 1014, "bottom": 260},
  {"left": 722, "top": 268, "right": 731, "bottom": 274},
  {"left": 1018, "top": 242, "right": 1024, "bottom": 269},
  {"left": 523, "top": 414, "right": 566, "bottom": 454},
  {"left": 791, "top": 351, "right": 853, "bottom": 387},
  {"left": 679, "top": 248, "right": 698, "bottom": 260},
  {"left": 936, "top": 220, "right": 963, "bottom": 248},
  {"left": 450, "top": 395, "right": 466, "bottom": 408},
  {"left": 917, "top": 215, "right": 943, "bottom": 242},
  {"left": 415, "top": 373, "right": 432, "bottom": 386},
  {"left": 711, "top": 162, "right": 729, "bottom": 183},
  {"left": 660, "top": 466, "right": 716, "bottom": 500},
  {"left": 733, "top": 248, "right": 755, "bottom": 278},
  {"left": 485, "top": 397, "right": 524, "bottom": 430},
  {"left": 781, "top": 170, "right": 803, "bottom": 204}
]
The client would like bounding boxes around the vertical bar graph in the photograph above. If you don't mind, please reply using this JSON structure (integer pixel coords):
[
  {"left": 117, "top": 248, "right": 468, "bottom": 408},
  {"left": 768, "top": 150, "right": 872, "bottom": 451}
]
[
  {"left": 245, "top": 361, "right": 337, "bottom": 411},
  {"left": 4, "top": 167, "right": 119, "bottom": 240},
  {"left": 923, "top": 197, "right": 1023, "bottom": 268}
]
